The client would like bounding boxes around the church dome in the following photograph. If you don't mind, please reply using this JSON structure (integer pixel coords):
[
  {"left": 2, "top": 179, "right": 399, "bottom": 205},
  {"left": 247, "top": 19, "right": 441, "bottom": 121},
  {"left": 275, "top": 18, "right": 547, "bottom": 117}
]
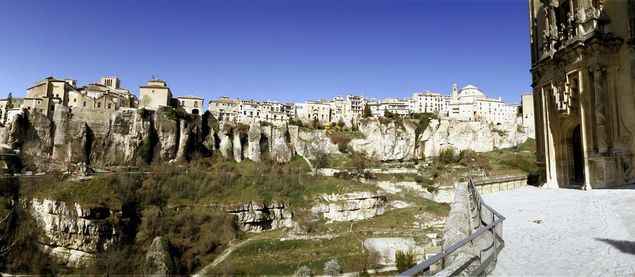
[{"left": 459, "top": 85, "right": 485, "bottom": 99}]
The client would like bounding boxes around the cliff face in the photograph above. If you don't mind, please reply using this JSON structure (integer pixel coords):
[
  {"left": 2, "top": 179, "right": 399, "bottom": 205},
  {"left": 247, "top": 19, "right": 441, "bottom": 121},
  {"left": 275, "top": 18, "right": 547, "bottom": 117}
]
[
  {"left": 29, "top": 198, "right": 117, "bottom": 268},
  {"left": 350, "top": 120, "right": 417, "bottom": 161},
  {"left": 0, "top": 107, "right": 530, "bottom": 171},
  {"left": 419, "top": 119, "right": 529, "bottom": 158},
  {"left": 310, "top": 192, "right": 388, "bottom": 223},
  {"left": 226, "top": 201, "right": 294, "bottom": 232}
]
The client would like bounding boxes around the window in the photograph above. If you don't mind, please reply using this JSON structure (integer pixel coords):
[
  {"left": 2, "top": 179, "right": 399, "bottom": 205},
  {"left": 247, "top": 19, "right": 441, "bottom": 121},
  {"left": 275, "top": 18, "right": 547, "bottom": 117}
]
[
  {"left": 74, "top": 98, "right": 77, "bottom": 103},
  {"left": 83, "top": 101, "right": 86, "bottom": 107},
  {"left": 108, "top": 103, "right": 112, "bottom": 109},
  {"left": 97, "top": 103, "right": 101, "bottom": 108},
  {"left": 50, "top": 105, "right": 54, "bottom": 111}
]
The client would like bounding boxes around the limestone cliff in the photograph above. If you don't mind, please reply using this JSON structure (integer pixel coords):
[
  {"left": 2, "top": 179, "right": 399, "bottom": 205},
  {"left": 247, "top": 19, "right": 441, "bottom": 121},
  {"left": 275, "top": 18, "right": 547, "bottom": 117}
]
[
  {"left": 0, "top": 108, "right": 529, "bottom": 171},
  {"left": 350, "top": 119, "right": 417, "bottom": 161},
  {"left": 226, "top": 201, "right": 294, "bottom": 232},
  {"left": 310, "top": 192, "right": 387, "bottom": 223},
  {"left": 419, "top": 119, "right": 529, "bottom": 158},
  {"left": 29, "top": 198, "right": 118, "bottom": 267}
]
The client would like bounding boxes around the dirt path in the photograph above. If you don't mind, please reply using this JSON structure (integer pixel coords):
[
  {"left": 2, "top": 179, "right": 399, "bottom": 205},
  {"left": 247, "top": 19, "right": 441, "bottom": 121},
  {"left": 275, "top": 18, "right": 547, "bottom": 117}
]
[
  {"left": 483, "top": 185, "right": 635, "bottom": 276},
  {"left": 193, "top": 237, "right": 256, "bottom": 276}
]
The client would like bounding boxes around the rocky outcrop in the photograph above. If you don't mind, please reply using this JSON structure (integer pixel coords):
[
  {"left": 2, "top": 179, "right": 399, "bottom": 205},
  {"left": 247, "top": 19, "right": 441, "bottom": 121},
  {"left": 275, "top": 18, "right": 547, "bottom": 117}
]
[
  {"left": 0, "top": 108, "right": 529, "bottom": 171},
  {"left": 311, "top": 192, "right": 387, "bottom": 222},
  {"left": 287, "top": 126, "right": 340, "bottom": 160},
  {"left": 265, "top": 125, "right": 293, "bottom": 163},
  {"left": 350, "top": 120, "right": 416, "bottom": 161},
  {"left": 29, "top": 198, "right": 117, "bottom": 267},
  {"left": 226, "top": 202, "right": 294, "bottom": 232},
  {"left": 246, "top": 124, "right": 262, "bottom": 162},
  {"left": 419, "top": 119, "right": 528, "bottom": 158},
  {"left": 145, "top": 236, "right": 175, "bottom": 275}
]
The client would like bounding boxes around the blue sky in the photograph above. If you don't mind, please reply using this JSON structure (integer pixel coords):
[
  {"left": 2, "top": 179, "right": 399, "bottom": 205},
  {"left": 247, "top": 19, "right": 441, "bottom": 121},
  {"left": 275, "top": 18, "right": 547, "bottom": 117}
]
[{"left": 0, "top": 0, "right": 530, "bottom": 103}]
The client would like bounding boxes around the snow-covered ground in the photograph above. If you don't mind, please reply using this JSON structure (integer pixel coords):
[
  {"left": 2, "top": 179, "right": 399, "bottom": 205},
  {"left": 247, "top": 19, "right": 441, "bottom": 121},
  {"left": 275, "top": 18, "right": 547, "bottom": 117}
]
[{"left": 483, "top": 185, "right": 635, "bottom": 276}]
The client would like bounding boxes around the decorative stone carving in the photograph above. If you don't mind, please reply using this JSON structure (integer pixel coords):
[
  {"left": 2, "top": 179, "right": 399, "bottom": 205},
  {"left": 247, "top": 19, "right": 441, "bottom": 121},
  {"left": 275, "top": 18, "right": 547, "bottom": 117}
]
[{"left": 592, "top": 64, "right": 608, "bottom": 153}]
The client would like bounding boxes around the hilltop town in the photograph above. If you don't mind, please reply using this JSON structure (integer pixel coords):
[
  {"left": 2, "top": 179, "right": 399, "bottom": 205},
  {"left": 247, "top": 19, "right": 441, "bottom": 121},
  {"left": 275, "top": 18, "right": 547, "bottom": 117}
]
[{"left": 0, "top": 76, "right": 534, "bottom": 132}]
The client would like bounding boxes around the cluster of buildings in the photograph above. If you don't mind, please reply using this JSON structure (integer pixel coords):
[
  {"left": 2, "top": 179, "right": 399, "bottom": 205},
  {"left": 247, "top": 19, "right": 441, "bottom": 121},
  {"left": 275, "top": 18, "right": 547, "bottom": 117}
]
[
  {"left": 0, "top": 76, "right": 204, "bottom": 124},
  {"left": 0, "top": 76, "right": 532, "bottom": 131},
  {"left": 207, "top": 84, "right": 531, "bottom": 127}
]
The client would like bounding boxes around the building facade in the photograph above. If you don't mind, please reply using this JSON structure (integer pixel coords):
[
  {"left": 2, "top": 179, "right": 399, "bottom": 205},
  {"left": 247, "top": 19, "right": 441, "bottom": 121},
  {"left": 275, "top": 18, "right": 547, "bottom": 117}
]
[
  {"left": 447, "top": 84, "right": 516, "bottom": 124},
  {"left": 412, "top": 91, "right": 450, "bottom": 115},
  {"left": 139, "top": 79, "right": 172, "bottom": 110},
  {"left": 176, "top": 95, "right": 204, "bottom": 114},
  {"left": 529, "top": 0, "right": 635, "bottom": 188}
]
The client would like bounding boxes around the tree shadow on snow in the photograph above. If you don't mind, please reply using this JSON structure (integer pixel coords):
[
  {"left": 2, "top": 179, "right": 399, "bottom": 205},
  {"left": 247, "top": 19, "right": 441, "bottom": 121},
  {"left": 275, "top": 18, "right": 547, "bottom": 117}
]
[{"left": 595, "top": 238, "right": 635, "bottom": 255}]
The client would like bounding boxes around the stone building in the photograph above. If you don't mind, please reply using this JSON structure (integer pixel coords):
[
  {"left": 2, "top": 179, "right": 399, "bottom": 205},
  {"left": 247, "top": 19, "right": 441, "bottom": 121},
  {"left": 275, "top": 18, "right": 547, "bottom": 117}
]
[
  {"left": 529, "top": 0, "right": 635, "bottom": 188},
  {"left": 23, "top": 77, "right": 76, "bottom": 117},
  {"left": 70, "top": 77, "right": 137, "bottom": 110},
  {"left": 139, "top": 79, "right": 172, "bottom": 110},
  {"left": 208, "top": 96, "right": 241, "bottom": 121},
  {"left": 176, "top": 95, "right": 204, "bottom": 114},
  {"left": 305, "top": 100, "right": 331, "bottom": 124},
  {"left": 521, "top": 93, "right": 535, "bottom": 137}
]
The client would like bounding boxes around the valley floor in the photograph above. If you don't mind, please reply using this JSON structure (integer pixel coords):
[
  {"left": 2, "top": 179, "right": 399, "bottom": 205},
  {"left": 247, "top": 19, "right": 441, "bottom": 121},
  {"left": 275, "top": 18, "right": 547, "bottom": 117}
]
[{"left": 484, "top": 185, "right": 635, "bottom": 276}]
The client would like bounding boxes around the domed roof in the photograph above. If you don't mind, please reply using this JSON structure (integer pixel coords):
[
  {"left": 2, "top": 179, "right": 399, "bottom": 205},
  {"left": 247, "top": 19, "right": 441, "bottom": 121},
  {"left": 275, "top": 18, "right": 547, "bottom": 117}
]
[{"left": 459, "top": 85, "right": 485, "bottom": 98}]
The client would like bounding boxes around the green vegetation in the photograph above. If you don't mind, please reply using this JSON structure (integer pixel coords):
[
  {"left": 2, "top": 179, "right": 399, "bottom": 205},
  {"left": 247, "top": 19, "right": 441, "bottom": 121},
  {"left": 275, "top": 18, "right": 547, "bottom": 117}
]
[
  {"left": 29, "top": 178, "right": 123, "bottom": 210},
  {"left": 380, "top": 110, "right": 405, "bottom": 129},
  {"left": 137, "top": 108, "right": 152, "bottom": 118},
  {"left": 160, "top": 106, "right": 198, "bottom": 121},
  {"left": 417, "top": 139, "right": 538, "bottom": 191},
  {"left": 362, "top": 104, "right": 372, "bottom": 118},
  {"left": 314, "top": 153, "right": 381, "bottom": 172},
  {"left": 395, "top": 250, "right": 416, "bottom": 272},
  {"left": 437, "top": 148, "right": 457, "bottom": 165},
  {"left": 325, "top": 130, "right": 365, "bottom": 153},
  {"left": 213, "top": 234, "right": 361, "bottom": 275},
  {"left": 492, "top": 127, "right": 508, "bottom": 137},
  {"left": 409, "top": 113, "right": 437, "bottom": 148},
  {"left": 288, "top": 117, "right": 304, "bottom": 127},
  {"left": 215, "top": 196, "right": 448, "bottom": 275}
]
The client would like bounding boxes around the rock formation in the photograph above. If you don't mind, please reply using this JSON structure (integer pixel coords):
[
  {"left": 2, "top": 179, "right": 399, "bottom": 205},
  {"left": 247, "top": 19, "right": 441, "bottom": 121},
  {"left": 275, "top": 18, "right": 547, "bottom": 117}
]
[
  {"left": 0, "top": 107, "right": 529, "bottom": 172},
  {"left": 350, "top": 120, "right": 417, "bottom": 161},
  {"left": 29, "top": 198, "right": 117, "bottom": 267},
  {"left": 310, "top": 192, "right": 387, "bottom": 222},
  {"left": 144, "top": 236, "right": 175, "bottom": 275},
  {"left": 419, "top": 119, "right": 529, "bottom": 158},
  {"left": 225, "top": 201, "right": 294, "bottom": 232}
]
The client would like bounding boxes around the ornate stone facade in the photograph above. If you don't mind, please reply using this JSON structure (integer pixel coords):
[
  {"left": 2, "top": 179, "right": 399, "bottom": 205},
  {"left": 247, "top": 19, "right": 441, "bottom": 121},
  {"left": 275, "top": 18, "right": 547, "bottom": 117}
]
[{"left": 530, "top": 0, "right": 635, "bottom": 188}]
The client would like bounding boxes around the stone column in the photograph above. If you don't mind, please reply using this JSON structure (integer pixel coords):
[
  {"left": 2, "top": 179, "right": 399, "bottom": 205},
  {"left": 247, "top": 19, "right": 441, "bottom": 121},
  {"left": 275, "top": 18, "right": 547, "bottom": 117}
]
[
  {"left": 578, "top": 70, "right": 593, "bottom": 190},
  {"left": 593, "top": 64, "right": 608, "bottom": 153},
  {"left": 543, "top": 85, "right": 559, "bottom": 188}
]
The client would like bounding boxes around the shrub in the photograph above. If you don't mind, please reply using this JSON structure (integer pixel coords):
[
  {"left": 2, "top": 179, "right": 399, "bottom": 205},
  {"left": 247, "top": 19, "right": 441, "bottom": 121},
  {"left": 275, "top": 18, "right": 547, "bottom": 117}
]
[
  {"left": 323, "top": 259, "right": 341, "bottom": 276},
  {"left": 437, "top": 148, "right": 457, "bottom": 164},
  {"left": 294, "top": 265, "right": 312, "bottom": 277},
  {"left": 492, "top": 128, "right": 507, "bottom": 137},
  {"left": 378, "top": 117, "right": 392, "bottom": 125},
  {"left": 395, "top": 250, "right": 416, "bottom": 273},
  {"left": 362, "top": 104, "right": 372, "bottom": 118},
  {"left": 458, "top": 150, "right": 477, "bottom": 166}
]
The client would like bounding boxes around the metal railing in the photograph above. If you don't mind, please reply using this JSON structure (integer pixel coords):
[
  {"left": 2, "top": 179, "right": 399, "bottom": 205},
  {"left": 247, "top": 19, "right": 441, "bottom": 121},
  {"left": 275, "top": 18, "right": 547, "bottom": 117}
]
[{"left": 399, "top": 179, "right": 505, "bottom": 276}]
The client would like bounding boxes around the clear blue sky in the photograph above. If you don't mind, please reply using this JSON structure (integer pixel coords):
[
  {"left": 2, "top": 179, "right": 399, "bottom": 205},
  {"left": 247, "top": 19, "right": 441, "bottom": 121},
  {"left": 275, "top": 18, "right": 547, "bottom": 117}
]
[{"left": 0, "top": 0, "right": 531, "bottom": 104}]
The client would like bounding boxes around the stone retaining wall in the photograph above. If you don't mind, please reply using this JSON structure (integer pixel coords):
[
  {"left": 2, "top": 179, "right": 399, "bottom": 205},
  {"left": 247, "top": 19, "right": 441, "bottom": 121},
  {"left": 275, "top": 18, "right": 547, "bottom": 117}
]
[{"left": 476, "top": 176, "right": 527, "bottom": 195}]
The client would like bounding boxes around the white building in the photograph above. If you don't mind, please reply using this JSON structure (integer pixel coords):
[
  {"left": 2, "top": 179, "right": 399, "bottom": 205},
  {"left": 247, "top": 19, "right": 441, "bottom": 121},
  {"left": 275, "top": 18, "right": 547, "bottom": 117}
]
[
  {"left": 208, "top": 96, "right": 241, "bottom": 122},
  {"left": 176, "top": 95, "right": 204, "bottom": 114},
  {"left": 376, "top": 98, "right": 411, "bottom": 116},
  {"left": 448, "top": 84, "right": 518, "bottom": 124},
  {"left": 411, "top": 91, "right": 450, "bottom": 116}
]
